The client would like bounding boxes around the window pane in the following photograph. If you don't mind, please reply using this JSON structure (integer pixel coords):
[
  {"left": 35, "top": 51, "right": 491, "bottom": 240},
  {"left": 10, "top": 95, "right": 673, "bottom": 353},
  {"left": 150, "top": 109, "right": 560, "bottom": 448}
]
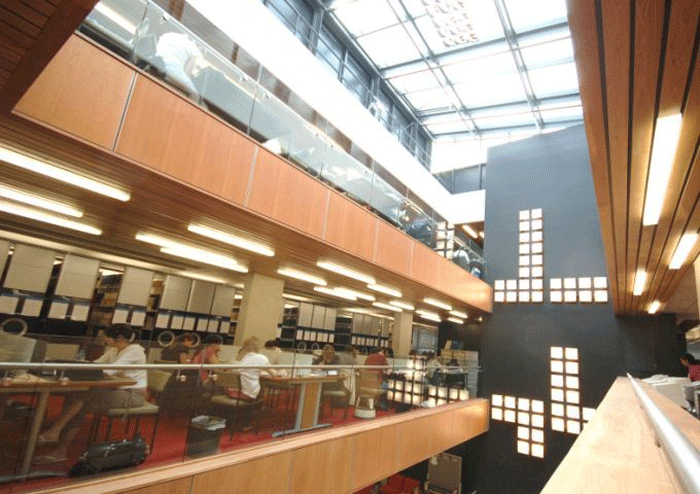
[
  {"left": 529, "top": 62, "right": 579, "bottom": 98},
  {"left": 521, "top": 37, "right": 574, "bottom": 70},
  {"left": 505, "top": 0, "right": 568, "bottom": 33},
  {"left": 333, "top": 0, "right": 402, "bottom": 37},
  {"left": 357, "top": 24, "right": 424, "bottom": 67}
]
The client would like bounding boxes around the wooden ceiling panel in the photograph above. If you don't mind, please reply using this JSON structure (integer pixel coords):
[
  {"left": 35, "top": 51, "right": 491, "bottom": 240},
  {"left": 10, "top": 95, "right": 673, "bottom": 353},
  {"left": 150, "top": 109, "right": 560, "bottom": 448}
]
[{"left": 570, "top": 0, "right": 700, "bottom": 315}]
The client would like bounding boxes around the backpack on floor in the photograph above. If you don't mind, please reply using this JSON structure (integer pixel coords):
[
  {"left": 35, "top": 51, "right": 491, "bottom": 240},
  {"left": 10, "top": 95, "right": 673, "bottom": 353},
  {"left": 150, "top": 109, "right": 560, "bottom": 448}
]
[{"left": 69, "top": 434, "right": 148, "bottom": 477}]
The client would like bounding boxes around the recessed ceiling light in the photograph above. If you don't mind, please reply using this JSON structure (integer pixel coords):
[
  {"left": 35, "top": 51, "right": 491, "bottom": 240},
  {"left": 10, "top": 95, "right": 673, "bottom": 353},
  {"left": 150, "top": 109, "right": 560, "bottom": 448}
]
[
  {"left": 423, "top": 297, "right": 452, "bottom": 311},
  {"left": 449, "top": 310, "right": 467, "bottom": 318},
  {"left": 179, "top": 272, "right": 231, "bottom": 284},
  {"left": 316, "top": 260, "right": 375, "bottom": 284},
  {"left": 0, "top": 184, "right": 82, "bottom": 217},
  {"left": 0, "top": 145, "right": 130, "bottom": 201},
  {"left": 277, "top": 267, "right": 326, "bottom": 285},
  {"left": 0, "top": 200, "right": 100, "bottom": 235},
  {"left": 373, "top": 302, "right": 402, "bottom": 312},
  {"left": 669, "top": 233, "right": 698, "bottom": 269},
  {"left": 314, "top": 286, "right": 357, "bottom": 301},
  {"left": 648, "top": 300, "right": 661, "bottom": 314},
  {"left": 447, "top": 316, "right": 464, "bottom": 324},
  {"left": 367, "top": 283, "right": 402, "bottom": 297},
  {"left": 136, "top": 233, "right": 247, "bottom": 272},
  {"left": 390, "top": 300, "right": 415, "bottom": 311},
  {"left": 643, "top": 113, "right": 683, "bottom": 226},
  {"left": 419, "top": 312, "right": 441, "bottom": 322},
  {"left": 188, "top": 224, "right": 274, "bottom": 257},
  {"left": 462, "top": 224, "right": 478, "bottom": 239},
  {"left": 633, "top": 269, "right": 646, "bottom": 296},
  {"left": 283, "top": 293, "right": 314, "bottom": 302},
  {"left": 335, "top": 287, "right": 375, "bottom": 301}
]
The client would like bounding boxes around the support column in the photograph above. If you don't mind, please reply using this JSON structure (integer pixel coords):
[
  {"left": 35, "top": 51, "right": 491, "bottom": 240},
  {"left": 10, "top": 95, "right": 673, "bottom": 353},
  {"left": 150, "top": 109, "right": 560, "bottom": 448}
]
[
  {"left": 694, "top": 256, "right": 700, "bottom": 319},
  {"left": 234, "top": 272, "right": 284, "bottom": 346},
  {"left": 393, "top": 311, "right": 414, "bottom": 356}
]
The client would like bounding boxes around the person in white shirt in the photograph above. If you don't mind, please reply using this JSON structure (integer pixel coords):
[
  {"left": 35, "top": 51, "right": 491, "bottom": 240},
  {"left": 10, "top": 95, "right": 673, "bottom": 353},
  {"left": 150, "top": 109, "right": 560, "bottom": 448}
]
[
  {"left": 155, "top": 31, "right": 204, "bottom": 96},
  {"left": 34, "top": 325, "right": 147, "bottom": 464},
  {"left": 233, "top": 337, "right": 278, "bottom": 400}
]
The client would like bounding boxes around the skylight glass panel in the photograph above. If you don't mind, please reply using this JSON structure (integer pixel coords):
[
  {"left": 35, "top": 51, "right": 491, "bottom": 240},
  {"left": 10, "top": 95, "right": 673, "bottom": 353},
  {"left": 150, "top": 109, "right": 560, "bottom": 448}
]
[
  {"left": 454, "top": 72, "right": 527, "bottom": 108},
  {"left": 405, "top": 87, "right": 454, "bottom": 111},
  {"left": 529, "top": 62, "right": 580, "bottom": 98},
  {"left": 505, "top": 0, "right": 568, "bottom": 33},
  {"left": 333, "top": 0, "right": 400, "bottom": 37},
  {"left": 473, "top": 111, "right": 536, "bottom": 130},
  {"left": 442, "top": 52, "right": 518, "bottom": 85},
  {"left": 426, "top": 119, "right": 471, "bottom": 135},
  {"left": 390, "top": 69, "right": 444, "bottom": 94},
  {"left": 357, "top": 24, "right": 425, "bottom": 67},
  {"left": 521, "top": 38, "right": 574, "bottom": 70},
  {"left": 539, "top": 105, "right": 583, "bottom": 123},
  {"left": 396, "top": 0, "right": 428, "bottom": 17}
]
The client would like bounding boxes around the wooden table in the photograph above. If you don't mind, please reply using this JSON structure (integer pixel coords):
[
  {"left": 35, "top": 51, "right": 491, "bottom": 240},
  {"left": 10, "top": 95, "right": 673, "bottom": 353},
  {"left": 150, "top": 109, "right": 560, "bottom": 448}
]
[
  {"left": 0, "top": 375, "right": 135, "bottom": 479},
  {"left": 262, "top": 373, "right": 345, "bottom": 437}
]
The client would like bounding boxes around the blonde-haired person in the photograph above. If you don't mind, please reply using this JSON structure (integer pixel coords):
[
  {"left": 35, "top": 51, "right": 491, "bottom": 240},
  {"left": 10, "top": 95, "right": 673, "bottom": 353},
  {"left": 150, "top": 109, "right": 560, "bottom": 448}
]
[{"left": 233, "top": 337, "right": 279, "bottom": 401}]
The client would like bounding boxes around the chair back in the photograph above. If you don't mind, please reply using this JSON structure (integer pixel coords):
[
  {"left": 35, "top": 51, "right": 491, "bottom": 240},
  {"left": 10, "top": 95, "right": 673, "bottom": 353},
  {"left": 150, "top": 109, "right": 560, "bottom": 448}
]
[
  {"left": 214, "top": 371, "right": 242, "bottom": 390},
  {"left": 148, "top": 369, "right": 172, "bottom": 393},
  {"left": 356, "top": 369, "right": 382, "bottom": 392}
]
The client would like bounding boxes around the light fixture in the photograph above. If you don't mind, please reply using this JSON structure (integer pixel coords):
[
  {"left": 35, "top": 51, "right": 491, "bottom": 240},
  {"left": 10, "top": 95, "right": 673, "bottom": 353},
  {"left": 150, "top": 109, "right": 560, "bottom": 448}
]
[
  {"left": 314, "top": 286, "right": 357, "bottom": 301},
  {"left": 390, "top": 300, "right": 415, "bottom": 311},
  {"left": 99, "top": 268, "right": 123, "bottom": 277},
  {"left": 282, "top": 293, "right": 314, "bottom": 302},
  {"left": 179, "top": 272, "right": 231, "bottom": 284},
  {"left": 648, "top": 300, "right": 661, "bottom": 314},
  {"left": 136, "top": 233, "right": 247, "bottom": 272},
  {"left": 643, "top": 113, "right": 683, "bottom": 226},
  {"left": 423, "top": 297, "right": 452, "bottom": 311},
  {"left": 0, "top": 184, "right": 83, "bottom": 217},
  {"left": 479, "top": 231, "right": 484, "bottom": 239},
  {"left": 188, "top": 224, "right": 274, "bottom": 257},
  {"left": 633, "top": 269, "right": 647, "bottom": 296},
  {"left": 335, "top": 287, "right": 375, "bottom": 301},
  {"left": 462, "top": 224, "right": 478, "bottom": 238},
  {"left": 447, "top": 316, "right": 464, "bottom": 324},
  {"left": 277, "top": 267, "right": 326, "bottom": 285},
  {"left": 419, "top": 312, "right": 441, "bottom": 322},
  {"left": 367, "top": 283, "right": 402, "bottom": 297},
  {"left": 0, "top": 145, "right": 130, "bottom": 201},
  {"left": 373, "top": 302, "right": 402, "bottom": 312},
  {"left": 234, "top": 294, "right": 243, "bottom": 300},
  {"left": 449, "top": 310, "right": 467, "bottom": 318},
  {"left": 0, "top": 200, "right": 101, "bottom": 235},
  {"left": 316, "top": 260, "right": 375, "bottom": 284},
  {"left": 669, "top": 232, "right": 698, "bottom": 269}
]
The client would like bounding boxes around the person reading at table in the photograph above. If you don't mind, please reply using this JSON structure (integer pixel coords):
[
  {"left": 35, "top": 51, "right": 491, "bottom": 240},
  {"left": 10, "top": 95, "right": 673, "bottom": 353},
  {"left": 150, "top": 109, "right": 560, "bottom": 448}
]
[
  {"left": 313, "top": 344, "right": 350, "bottom": 405},
  {"left": 364, "top": 347, "right": 390, "bottom": 411},
  {"left": 232, "top": 337, "right": 280, "bottom": 401},
  {"left": 34, "top": 324, "right": 147, "bottom": 464},
  {"left": 161, "top": 333, "right": 196, "bottom": 363},
  {"left": 192, "top": 334, "right": 222, "bottom": 383}
]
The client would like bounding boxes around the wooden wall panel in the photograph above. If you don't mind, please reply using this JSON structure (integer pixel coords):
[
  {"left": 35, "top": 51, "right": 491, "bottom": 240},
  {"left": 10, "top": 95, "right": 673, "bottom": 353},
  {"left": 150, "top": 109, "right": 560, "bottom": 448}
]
[
  {"left": 190, "top": 451, "right": 293, "bottom": 494},
  {"left": 373, "top": 220, "right": 411, "bottom": 278},
  {"left": 351, "top": 424, "right": 398, "bottom": 490},
  {"left": 324, "top": 191, "right": 376, "bottom": 260},
  {"left": 411, "top": 241, "right": 440, "bottom": 289},
  {"left": 115, "top": 75, "right": 254, "bottom": 207},
  {"left": 247, "top": 148, "right": 328, "bottom": 239},
  {"left": 289, "top": 436, "right": 354, "bottom": 494},
  {"left": 116, "top": 478, "right": 192, "bottom": 494},
  {"left": 14, "top": 35, "right": 133, "bottom": 149}
]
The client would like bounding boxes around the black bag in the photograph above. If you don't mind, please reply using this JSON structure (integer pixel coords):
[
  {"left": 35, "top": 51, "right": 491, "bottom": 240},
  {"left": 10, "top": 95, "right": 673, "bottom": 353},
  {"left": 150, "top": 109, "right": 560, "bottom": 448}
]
[{"left": 69, "top": 435, "right": 148, "bottom": 477}]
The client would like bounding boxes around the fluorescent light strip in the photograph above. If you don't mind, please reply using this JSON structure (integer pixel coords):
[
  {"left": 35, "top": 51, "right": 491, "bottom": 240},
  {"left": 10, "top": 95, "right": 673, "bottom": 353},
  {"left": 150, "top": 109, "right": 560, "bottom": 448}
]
[
  {"left": 277, "top": 267, "right": 326, "bottom": 285},
  {"left": 316, "top": 260, "right": 375, "bottom": 284},
  {"left": 335, "top": 287, "right": 375, "bottom": 301},
  {"left": 424, "top": 297, "right": 452, "bottom": 311},
  {"left": 314, "top": 286, "right": 357, "bottom": 301},
  {"left": 643, "top": 113, "right": 683, "bottom": 226},
  {"left": 633, "top": 269, "right": 647, "bottom": 296},
  {"left": 0, "top": 184, "right": 82, "bottom": 217},
  {"left": 373, "top": 302, "right": 402, "bottom": 312},
  {"left": 136, "top": 233, "right": 247, "bottom": 272},
  {"left": 0, "top": 145, "right": 130, "bottom": 201},
  {"left": 420, "top": 312, "right": 441, "bottom": 322},
  {"left": 669, "top": 233, "right": 698, "bottom": 269},
  {"left": 188, "top": 224, "right": 274, "bottom": 257},
  {"left": 283, "top": 293, "right": 314, "bottom": 302},
  {"left": 447, "top": 316, "right": 464, "bottom": 324},
  {"left": 449, "top": 310, "right": 467, "bottom": 318},
  {"left": 462, "top": 224, "right": 478, "bottom": 239},
  {"left": 367, "top": 283, "right": 402, "bottom": 297},
  {"left": 179, "top": 272, "right": 231, "bottom": 284},
  {"left": 0, "top": 200, "right": 100, "bottom": 235},
  {"left": 391, "top": 300, "right": 415, "bottom": 311},
  {"left": 416, "top": 309, "right": 440, "bottom": 318},
  {"left": 648, "top": 300, "right": 661, "bottom": 314}
]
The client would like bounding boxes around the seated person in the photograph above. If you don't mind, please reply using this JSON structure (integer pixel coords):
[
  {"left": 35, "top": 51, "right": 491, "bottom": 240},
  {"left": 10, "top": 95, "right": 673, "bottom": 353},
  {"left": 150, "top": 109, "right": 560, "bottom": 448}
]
[
  {"left": 155, "top": 31, "right": 205, "bottom": 96},
  {"left": 191, "top": 334, "right": 222, "bottom": 384},
  {"left": 231, "top": 337, "right": 278, "bottom": 401},
  {"left": 313, "top": 344, "right": 349, "bottom": 399},
  {"left": 263, "top": 339, "right": 283, "bottom": 365},
  {"left": 34, "top": 324, "right": 147, "bottom": 464},
  {"left": 426, "top": 352, "right": 444, "bottom": 385},
  {"left": 160, "top": 333, "right": 196, "bottom": 363},
  {"left": 364, "top": 347, "right": 389, "bottom": 411},
  {"left": 680, "top": 353, "right": 700, "bottom": 382}
]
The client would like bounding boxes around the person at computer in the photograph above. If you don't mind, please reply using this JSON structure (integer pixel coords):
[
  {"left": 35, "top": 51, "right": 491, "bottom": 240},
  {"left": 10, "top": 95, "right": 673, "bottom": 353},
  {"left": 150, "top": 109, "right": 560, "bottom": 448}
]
[
  {"left": 161, "top": 333, "right": 196, "bottom": 363},
  {"left": 34, "top": 324, "right": 147, "bottom": 464},
  {"left": 192, "top": 334, "right": 222, "bottom": 384},
  {"left": 680, "top": 353, "right": 700, "bottom": 382},
  {"left": 231, "top": 337, "right": 279, "bottom": 401},
  {"left": 364, "top": 347, "right": 390, "bottom": 411},
  {"left": 155, "top": 31, "right": 205, "bottom": 97}
]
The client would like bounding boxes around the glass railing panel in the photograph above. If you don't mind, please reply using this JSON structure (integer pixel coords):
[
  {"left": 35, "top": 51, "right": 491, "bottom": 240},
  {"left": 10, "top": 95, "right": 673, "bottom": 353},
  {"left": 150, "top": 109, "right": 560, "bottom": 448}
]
[
  {"left": 368, "top": 166, "right": 404, "bottom": 226},
  {"left": 321, "top": 147, "right": 375, "bottom": 207},
  {"left": 82, "top": 0, "right": 147, "bottom": 61}
]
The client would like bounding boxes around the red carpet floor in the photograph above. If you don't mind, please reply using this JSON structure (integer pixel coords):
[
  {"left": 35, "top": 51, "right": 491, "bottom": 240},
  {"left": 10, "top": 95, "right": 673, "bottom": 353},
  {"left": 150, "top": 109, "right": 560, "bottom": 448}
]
[{"left": 0, "top": 393, "right": 400, "bottom": 493}]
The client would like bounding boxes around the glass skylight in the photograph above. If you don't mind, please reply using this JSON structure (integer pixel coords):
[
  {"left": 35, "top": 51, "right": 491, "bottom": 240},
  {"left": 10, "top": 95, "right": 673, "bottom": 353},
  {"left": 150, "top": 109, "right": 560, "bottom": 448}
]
[{"left": 329, "top": 0, "right": 581, "bottom": 173}]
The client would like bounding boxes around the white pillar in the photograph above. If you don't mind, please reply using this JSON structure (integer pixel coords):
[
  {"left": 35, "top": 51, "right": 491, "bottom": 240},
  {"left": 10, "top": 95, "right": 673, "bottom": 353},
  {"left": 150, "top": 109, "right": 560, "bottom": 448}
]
[
  {"left": 393, "top": 311, "right": 414, "bottom": 356},
  {"left": 234, "top": 273, "right": 284, "bottom": 346}
]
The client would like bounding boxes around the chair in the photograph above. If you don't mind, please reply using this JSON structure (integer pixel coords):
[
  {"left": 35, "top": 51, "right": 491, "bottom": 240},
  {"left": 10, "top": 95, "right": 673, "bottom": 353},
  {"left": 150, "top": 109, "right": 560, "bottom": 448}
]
[
  {"left": 321, "top": 376, "right": 350, "bottom": 420},
  {"left": 209, "top": 371, "right": 263, "bottom": 440},
  {"left": 90, "top": 389, "right": 160, "bottom": 453},
  {"left": 354, "top": 370, "right": 386, "bottom": 419}
]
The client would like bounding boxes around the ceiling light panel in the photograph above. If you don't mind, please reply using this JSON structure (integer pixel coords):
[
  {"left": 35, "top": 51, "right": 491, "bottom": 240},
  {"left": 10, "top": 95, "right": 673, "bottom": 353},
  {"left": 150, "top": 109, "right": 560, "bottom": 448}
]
[
  {"left": 188, "top": 224, "right": 274, "bottom": 256},
  {"left": 0, "top": 145, "right": 130, "bottom": 201},
  {"left": 0, "top": 200, "right": 100, "bottom": 235},
  {"left": 390, "top": 300, "right": 415, "bottom": 311},
  {"left": 424, "top": 297, "right": 452, "bottom": 311},
  {"left": 632, "top": 269, "right": 646, "bottom": 296},
  {"left": 277, "top": 267, "right": 326, "bottom": 285},
  {"left": 373, "top": 302, "right": 402, "bottom": 312},
  {"left": 314, "top": 286, "right": 357, "bottom": 301},
  {"left": 449, "top": 310, "right": 467, "bottom": 318},
  {"left": 669, "top": 233, "right": 698, "bottom": 269},
  {"left": 0, "top": 184, "right": 83, "bottom": 217},
  {"left": 136, "top": 233, "right": 247, "bottom": 272},
  {"left": 367, "top": 283, "right": 402, "bottom": 297},
  {"left": 317, "top": 260, "right": 375, "bottom": 284}
]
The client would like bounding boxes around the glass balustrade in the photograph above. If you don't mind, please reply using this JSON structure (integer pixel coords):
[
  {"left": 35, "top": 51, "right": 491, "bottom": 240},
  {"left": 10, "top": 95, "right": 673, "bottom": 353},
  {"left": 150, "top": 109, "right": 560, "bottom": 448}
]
[{"left": 77, "top": 0, "right": 485, "bottom": 276}]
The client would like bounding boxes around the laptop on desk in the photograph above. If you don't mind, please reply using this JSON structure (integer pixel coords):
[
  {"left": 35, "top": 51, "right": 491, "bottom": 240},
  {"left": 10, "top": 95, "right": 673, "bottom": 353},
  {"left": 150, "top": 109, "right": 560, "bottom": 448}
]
[{"left": 43, "top": 359, "right": 105, "bottom": 381}]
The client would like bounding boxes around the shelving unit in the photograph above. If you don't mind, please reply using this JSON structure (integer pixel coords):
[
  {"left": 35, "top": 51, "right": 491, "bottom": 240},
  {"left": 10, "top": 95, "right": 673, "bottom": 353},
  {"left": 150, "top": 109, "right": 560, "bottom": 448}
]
[{"left": 87, "top": 273, "right": 122, "bottom": 329}]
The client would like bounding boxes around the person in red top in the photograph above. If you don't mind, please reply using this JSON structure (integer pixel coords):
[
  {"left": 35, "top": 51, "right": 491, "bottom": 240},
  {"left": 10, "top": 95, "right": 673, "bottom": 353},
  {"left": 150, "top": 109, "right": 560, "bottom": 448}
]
[
  {"left": 680, "top": 353, "right": 700, "bottom": 382},
  {"left": 364, "top": 348, "right": 390, "bottom": 411}
]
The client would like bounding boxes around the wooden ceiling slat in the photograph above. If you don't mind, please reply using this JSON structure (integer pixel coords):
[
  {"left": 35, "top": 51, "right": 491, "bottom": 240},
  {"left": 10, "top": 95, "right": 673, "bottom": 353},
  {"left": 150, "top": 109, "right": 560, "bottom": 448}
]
[
  {"left": 2, "top": 0, "right": 48, "bottom": 27},
  {"left": 0, "top": 6, "right": 42, "bottom": 38},
  {"left": 567, "top": 0, "right": 620, "bottom": 311},
  {"left": 0, "top": 55, "right": 13, "bottom": 71},
  {"left": 0, "top": 18, "right": 34, "bottom": 49},
  {"left": 0, "top": 67, "right": 10, "bottom": 80},
  {"left": 636, "top": 1, "right": 700, "bottom": 313},
  {"left": 0, "top": 32, "right": 27, "bottom": 57},
  {"left": 601, "top": 0, "right": 632, "bottom": 313},
  {"left": 20, "top": 0, "right": 55, "bottom": 17},
  {"left": 625, "top": 0, "right": 666, "bottom": 314}
]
